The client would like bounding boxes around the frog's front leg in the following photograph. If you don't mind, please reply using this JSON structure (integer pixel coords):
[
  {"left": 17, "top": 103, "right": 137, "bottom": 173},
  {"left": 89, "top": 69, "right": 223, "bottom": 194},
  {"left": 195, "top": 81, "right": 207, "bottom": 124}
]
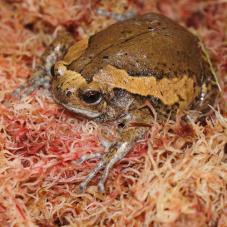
[
  {"left": 78, "top": 122, "right": 148, "bottom": 193},
  {"left": 79, "top": 141, "right": 132, "bottom": 193},
  {"left": 12, "top": 30, "right": 74, "bottom": 98}
]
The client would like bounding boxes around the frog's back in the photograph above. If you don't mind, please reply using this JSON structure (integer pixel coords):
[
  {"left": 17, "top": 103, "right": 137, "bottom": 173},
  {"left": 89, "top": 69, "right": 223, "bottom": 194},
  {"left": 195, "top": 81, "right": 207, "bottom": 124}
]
[
  {"left": 69, "top": 13, "right": 219, "bottom": 118},
  {"left": 70, "top": 13, "right": 200, "bottom": 80}
]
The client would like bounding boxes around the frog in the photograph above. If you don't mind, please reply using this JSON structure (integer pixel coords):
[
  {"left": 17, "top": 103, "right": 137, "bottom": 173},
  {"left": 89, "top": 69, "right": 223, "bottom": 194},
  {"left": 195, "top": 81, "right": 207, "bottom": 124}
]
[{"left": 13, "top": 13, "right": 219, "bottom": 192}]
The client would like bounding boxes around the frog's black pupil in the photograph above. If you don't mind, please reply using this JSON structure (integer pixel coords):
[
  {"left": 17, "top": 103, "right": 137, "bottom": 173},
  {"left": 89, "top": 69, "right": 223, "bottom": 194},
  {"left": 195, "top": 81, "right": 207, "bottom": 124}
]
[
  {"left": 50, "top": 64, "right": 55, "bottom": 76},
  {"left": 82, "top": 90, "right": 102, "bottom": 104}
]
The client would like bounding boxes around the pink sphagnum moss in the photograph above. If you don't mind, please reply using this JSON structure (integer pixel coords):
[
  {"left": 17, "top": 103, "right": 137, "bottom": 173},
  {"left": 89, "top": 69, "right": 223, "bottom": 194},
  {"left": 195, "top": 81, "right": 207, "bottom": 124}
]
[{"left": 0, "top": 0, "right": 226, "bottom": 226}]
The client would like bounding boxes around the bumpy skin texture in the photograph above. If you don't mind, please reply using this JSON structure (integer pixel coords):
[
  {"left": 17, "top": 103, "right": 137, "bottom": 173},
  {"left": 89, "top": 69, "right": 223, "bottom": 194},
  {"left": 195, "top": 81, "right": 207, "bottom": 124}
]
[{"left": 16, "top": 13, "right": 219, "bottom": 192}]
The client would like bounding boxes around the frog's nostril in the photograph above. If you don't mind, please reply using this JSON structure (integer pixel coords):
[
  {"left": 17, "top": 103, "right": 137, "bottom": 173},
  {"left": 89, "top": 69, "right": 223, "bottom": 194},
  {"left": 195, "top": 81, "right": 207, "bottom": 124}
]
[{"left": 65, "top": 90, "right": 72, "bottom": 97}]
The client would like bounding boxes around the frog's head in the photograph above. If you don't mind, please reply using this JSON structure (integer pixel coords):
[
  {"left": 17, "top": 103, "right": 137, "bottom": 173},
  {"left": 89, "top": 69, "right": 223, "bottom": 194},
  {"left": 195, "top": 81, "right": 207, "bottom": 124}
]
[
  {"left": 51, "top": 63, "right": 133, "bottom": 121},
  {"left": 51, "top": 63, "right": 106, "bottom": 119}
]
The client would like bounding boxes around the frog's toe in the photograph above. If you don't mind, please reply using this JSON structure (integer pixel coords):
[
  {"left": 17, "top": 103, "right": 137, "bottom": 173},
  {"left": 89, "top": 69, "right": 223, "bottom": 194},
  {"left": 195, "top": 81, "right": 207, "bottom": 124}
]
[
  {"left": 97, "top": 156, "right": 120, "bottom": 192},
  {"left": 77, "top": 153, "right": 102, "bottom": 164},
  {"left": 78, "top": 142, "right": 131, "bottom": 192},
  {"left": 79, "top": 182, "right": 87, "bottom": 193},
  {"left": 97, "top": 181, "right": 105, "bottom": 193},
  {"left": 79, "top": 160, "right": 105, "bottom": 192}
]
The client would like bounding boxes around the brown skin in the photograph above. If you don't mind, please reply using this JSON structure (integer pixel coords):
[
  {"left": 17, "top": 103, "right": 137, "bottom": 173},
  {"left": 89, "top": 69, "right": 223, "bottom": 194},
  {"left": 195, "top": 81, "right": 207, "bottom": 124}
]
[
  {"left": 52, "top": 13, "right": 219, "bottom": 123},
  {"left": 70, "top": 13, "right": 202, "bottom": 80},
  {"left": 15, "top": 13, "right": 219, "bottom": 192}
]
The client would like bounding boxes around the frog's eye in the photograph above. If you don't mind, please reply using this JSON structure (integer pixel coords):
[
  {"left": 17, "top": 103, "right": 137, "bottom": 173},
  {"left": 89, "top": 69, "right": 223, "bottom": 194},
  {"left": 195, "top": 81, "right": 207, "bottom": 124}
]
[{"left": 81, "top": 90, "right": 102, "bottom": 105}]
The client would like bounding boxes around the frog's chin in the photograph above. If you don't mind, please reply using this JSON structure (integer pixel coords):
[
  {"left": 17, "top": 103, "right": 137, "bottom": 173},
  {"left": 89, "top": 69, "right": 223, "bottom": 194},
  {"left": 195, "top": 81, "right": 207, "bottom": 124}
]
[{"left": 60, "top": 102, "right": 101, "bottom": 119}]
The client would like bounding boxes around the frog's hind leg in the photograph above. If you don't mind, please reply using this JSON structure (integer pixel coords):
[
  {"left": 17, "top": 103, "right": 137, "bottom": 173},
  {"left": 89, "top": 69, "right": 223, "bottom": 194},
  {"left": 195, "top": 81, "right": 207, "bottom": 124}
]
[
  {"left": 12, "top": 70, "right": 51, "bottom": 98},
  {"left": 12, "top": 30, "right": 74, "bottom": 98},
  {"left": 188, "top": 66, "right": 220, "bottom": 121}
]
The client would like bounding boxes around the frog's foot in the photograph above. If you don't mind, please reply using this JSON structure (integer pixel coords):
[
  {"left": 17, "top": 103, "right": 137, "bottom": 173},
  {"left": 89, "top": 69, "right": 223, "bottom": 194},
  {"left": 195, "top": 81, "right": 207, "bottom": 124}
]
[
  {"left": 12, "top": 70, "right": 51, "bottom": 99},
  {"left": 78, "top": 142, "right": 131, "bottom": 193}
]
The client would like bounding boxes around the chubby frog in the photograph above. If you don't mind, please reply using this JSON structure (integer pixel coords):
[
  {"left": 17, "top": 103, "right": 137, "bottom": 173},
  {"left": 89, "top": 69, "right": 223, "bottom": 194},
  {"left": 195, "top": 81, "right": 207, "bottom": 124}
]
[{"left": 15, "top": 13, "right": 219, "bottom": 192}]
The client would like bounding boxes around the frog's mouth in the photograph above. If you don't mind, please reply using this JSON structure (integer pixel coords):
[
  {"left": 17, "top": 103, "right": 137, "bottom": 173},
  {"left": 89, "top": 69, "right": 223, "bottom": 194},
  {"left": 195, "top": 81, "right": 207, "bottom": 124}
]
[{"left": 61, "top": 102, "right": 101, "bottom": 119}]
